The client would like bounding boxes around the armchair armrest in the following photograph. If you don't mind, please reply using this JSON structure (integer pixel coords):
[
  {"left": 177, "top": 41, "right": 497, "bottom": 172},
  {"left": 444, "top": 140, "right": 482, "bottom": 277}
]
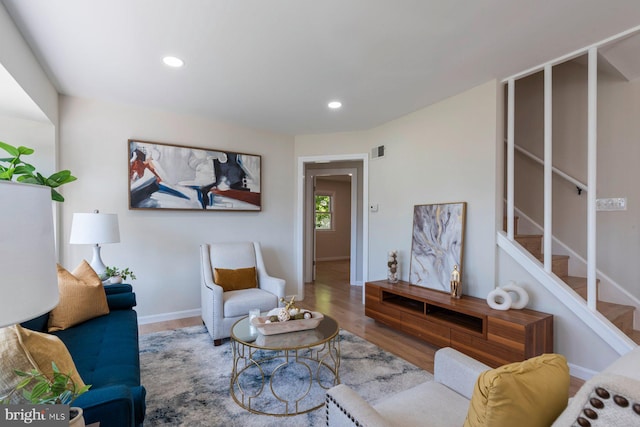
[
  {"left": 434, "top": 347, "right": 490, "bottom": 399},
  {"left": 258, "top": 273, "right": 285, "bottom": 302},
  {"left": 326, "top": 384, "right": 391, "bottom": 427}
]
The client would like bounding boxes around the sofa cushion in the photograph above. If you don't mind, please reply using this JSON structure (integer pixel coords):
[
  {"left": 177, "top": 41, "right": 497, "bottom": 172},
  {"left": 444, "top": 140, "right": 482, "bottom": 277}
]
[
  {"left": 214, "top": 267, "right": 257, "bottom": 292},
  {"left": 375, "top": 380, "right": 471, "bottom": 427},
  {"left": 223, "top": 288, "right": 278, "bottom": 317},
  {"left": 0, "top": 325, "right": 86, "bottom": 403},
  {"left": 52, "top": 309, "right": 145, "bottom": 425},
  {"left": 464, "top": 353, "right": 569, "bottom": 427},
  {"left": 48, "top": 262, "right": 110, "bottom": 332}
]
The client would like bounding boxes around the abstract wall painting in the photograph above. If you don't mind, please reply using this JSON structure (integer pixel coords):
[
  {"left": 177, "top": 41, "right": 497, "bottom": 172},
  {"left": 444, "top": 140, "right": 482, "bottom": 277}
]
[
  {"left": 409, "top": 202, "right": 466, "bottom": 292},
  {"left": 128, "top": 140, "right": 261, "bottom": 211}
]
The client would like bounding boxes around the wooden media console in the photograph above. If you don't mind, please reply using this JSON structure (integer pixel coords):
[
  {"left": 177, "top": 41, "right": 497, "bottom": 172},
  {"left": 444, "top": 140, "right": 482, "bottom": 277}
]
[{"left": 365, "top": 280, "right": 554, "bottom": 367}]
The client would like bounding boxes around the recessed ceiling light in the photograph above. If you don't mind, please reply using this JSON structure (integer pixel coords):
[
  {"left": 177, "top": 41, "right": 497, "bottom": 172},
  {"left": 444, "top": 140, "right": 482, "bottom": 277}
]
[
  {"left": 163, "top": 56, "right": 184, "bottom": 67},
  {"left": 328, "top": 101, "right": 342, "bottom": 109}
]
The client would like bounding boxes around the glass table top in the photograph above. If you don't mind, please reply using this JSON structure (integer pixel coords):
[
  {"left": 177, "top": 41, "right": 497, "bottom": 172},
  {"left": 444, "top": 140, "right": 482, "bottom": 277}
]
[{"left": 231, "top": 313, "right": 338, "bottom": 350}]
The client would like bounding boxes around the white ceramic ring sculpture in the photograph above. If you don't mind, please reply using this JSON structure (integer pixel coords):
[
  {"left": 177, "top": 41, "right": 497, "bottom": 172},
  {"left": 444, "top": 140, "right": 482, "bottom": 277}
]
[
  {"left": 501, "top": 281, "right": 529, "bottom": 310},
  {"left": 486, "top": 288, "right": 512, "bottom": 310}
]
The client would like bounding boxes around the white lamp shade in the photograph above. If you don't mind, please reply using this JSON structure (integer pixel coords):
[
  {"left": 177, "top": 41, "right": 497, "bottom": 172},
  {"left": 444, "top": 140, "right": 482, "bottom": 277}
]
[
  {"left": 0, "top": 181, "right": 59, "bottom": 328},
  {"left": 69, "top": 212, "right": 120, "bottom": 244}
]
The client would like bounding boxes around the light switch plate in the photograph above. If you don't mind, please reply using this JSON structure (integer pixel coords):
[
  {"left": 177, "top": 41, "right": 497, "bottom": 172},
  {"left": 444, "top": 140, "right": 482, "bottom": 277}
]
[{"left": 596, "top": 197, "right": 627, "bottom": 211}]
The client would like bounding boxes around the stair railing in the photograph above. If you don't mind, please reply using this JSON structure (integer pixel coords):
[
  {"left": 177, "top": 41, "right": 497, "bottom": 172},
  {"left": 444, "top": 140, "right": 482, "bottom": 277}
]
[
  {"left": 510, "top": 144, "right": 588, "bottom": 195},
  {"left": 504, "top": 49, "right": 602, "bottom": 312}
]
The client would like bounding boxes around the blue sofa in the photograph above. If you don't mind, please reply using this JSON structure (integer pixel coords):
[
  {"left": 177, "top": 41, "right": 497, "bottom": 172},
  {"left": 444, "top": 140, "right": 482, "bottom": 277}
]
[{"left": 22, "top": 284, "right": 146, "bottom": 427}]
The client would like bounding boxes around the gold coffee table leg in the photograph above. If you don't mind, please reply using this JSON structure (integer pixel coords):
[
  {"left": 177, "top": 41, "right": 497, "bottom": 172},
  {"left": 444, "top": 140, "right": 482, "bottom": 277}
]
[{"left": 230, "top": 335, "right": 340, "bottom": 416}]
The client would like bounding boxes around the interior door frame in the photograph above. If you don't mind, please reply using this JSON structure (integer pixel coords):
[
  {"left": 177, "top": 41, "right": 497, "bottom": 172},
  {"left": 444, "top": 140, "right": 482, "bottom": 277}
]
[
  {"left": 307, "top": 168, "right": 358, "bottom": 283},
  {"left": 296, "top": 154, "right": 369, "bottom": 301}
]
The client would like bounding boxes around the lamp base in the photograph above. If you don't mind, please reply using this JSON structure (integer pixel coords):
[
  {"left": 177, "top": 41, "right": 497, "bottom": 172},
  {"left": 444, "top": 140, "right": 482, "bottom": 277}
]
[{"left": 90, "top": 244, "right": 108, "bottom": 279}]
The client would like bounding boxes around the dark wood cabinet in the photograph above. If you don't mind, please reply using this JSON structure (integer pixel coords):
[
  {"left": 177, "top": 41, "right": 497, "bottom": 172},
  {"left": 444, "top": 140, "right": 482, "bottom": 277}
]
[{"left": 365, "top": 280, "right": 554, "bottom": 367}]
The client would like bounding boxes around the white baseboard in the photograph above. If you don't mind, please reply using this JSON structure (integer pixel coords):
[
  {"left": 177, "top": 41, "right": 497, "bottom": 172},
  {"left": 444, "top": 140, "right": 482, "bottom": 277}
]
[
  {"left": 568, "top": 362, "right": 597, "bottom": 381},
  {"left": 138, "top": 308, "right": 201, "bottom": 325}
]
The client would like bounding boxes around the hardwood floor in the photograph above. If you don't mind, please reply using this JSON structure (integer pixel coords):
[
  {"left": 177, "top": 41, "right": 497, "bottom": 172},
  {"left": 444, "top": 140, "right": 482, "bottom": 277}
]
[{"left": 139, "top": 259, "right": 584, "bottom": 395}]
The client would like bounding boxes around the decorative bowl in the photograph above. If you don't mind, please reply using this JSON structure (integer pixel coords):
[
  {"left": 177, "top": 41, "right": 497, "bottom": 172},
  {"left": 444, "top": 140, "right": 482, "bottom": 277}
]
[{"left": 250, "top": 311, "right": 324, "bottom": 335}]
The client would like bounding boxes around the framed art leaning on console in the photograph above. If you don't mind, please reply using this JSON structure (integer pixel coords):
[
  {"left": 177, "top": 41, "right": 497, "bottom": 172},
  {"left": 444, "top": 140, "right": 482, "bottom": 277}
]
[
  {"left": 128, "top": 139, "right": 261, "bottom": 211},
  {"left": 409, "top": 202, "right": 466, "bottom": 292}
]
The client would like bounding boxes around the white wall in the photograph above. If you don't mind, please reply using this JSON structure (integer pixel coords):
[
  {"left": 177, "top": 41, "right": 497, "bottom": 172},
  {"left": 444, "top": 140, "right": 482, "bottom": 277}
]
[
  {"left": 296, "top": 80, "right": 499, "bottom": 298},
  {"left": 0, "top": 116, "right": 55, "bottom": 175},
  {"left": 0, "top": 3, "right": 58, "bottom": 125},
  {"left": 58, "top": 96, "right": 296, "bottom": 320}
]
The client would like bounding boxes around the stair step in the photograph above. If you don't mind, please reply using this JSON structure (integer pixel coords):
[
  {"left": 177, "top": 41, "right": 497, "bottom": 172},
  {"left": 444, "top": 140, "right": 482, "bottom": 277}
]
[
  {"left": 561, "top": 276, "right": 600, "bottom": 300},
  {"left": 630, "top": 330, "right": 640, "bottom": 345},
  {"left": 597, "top": 301, "right": 635, "bottom": 335},
  {"left": 534, "top": 254, "right": 569, "bottom": 277},
  {"left": 515, "top": 234, "right": 542, "bottom": 257}
]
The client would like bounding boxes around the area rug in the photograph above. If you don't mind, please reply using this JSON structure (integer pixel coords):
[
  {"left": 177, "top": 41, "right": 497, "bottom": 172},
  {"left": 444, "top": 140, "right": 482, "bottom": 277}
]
[{"left": 140, "top": 326, "right": 432, "bottom": 426}]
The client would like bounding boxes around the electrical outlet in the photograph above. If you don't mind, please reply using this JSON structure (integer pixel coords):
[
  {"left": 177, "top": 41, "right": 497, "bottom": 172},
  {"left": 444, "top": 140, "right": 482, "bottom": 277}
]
[{"left": 596, "top": 197, "right": 627, "bottom": 211}]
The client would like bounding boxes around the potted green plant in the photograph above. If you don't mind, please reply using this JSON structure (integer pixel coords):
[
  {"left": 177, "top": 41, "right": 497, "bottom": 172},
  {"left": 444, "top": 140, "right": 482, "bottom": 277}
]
[
  {"left": 2, "top": 362, "right": 91, "bottom": 426},
  {"left": 0, "top": 141, "right": 76, "bottom": 201},
  {"left": 105, "top": 266, "right": 137, "bottom": 284}
]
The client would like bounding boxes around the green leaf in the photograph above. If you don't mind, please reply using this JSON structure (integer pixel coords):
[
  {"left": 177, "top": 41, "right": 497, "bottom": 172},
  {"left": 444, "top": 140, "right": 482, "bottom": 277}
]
[
  {"left": 0, "top": 169, "right": 14, "bottom": 180},
  {"left": 51, "top": 189, "right": 64, "bottom": 202},
  {"left": 48, "top": 170, "right": 73, "bottom": 183},
  {"left": 17, "top": 175, "right": 42, "bottom": 184},
  {"left": 76, "top": 384, "right": 91, "bottom": 394},
  {"left": 14, "top": 164, "right": 36, "bottom": 175},
  {"left": 0, "top": 141, "right": 19, "bottom": 157},
  {"left": 29, "top": 382, "right": 49, "bottom": 401},
  {"left": 16, "top": 146, "right": 34, "bottom": 156}
]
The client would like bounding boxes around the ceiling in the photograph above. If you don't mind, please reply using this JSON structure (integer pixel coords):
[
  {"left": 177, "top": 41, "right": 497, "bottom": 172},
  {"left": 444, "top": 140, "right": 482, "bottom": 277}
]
[{"left": 3, "top": 0, "right": 640, "bottom": 135}]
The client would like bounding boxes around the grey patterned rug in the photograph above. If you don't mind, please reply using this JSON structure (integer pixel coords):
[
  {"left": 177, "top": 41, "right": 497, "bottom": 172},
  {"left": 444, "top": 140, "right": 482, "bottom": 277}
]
[{"left": 140, "top": 325, "right": 432, "bottom": 426}]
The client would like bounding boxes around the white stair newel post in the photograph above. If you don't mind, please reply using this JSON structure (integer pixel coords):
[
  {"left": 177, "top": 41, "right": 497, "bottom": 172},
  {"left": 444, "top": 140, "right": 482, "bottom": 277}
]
[
  {"left": 507, "top": 79, "right": 515, "bottom": 240},
  {"left": 587, "top": 47, "right": 598, "bottom": 311},
  {"left": 544, "top": 64, "right": 553, "bottom": 273}
]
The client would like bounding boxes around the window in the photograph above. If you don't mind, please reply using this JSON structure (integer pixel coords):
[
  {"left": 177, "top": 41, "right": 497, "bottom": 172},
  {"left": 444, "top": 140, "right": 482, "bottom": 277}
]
[{"left": 315, "top": 193, "right": 334, "bottom": 230}]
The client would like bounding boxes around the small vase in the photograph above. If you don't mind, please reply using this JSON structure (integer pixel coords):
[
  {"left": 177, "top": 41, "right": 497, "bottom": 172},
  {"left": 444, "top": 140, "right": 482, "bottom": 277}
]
[
  {"left": 70, "top": 408, "right": 85, "bottom": 427},
  {"left": 110, "top": 276, "right": 123, "bottom": 284},
  {"left": 387, "top": 251, "right": 399, "bottom": 284}
]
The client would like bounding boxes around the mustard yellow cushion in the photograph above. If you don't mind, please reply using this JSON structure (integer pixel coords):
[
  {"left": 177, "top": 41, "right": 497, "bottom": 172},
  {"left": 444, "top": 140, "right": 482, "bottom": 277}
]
[
  {"left": 48, "top": 261, "right": 110, "bottom": 332},
  {"left": 464, "top": 353, "right": 570, "bottom": 427},
  {"left": 0, "top": 325, "right": 86, "bottom": 403},
  {"left": 214, "top": 267, "right": 257, "bottom": 292}
]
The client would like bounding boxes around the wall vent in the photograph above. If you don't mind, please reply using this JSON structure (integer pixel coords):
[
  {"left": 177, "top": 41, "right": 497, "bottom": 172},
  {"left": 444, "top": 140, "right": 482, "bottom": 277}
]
[{"left": 371, "top": 145, "right": 385, "bottom": 159}]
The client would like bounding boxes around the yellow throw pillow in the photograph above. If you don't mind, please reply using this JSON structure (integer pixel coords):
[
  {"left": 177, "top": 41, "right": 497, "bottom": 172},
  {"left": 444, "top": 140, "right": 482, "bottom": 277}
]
[
  {"left": 48, "top": 261, "right": 110, "bottom": 332},
  {"left": 0, "top": 325, "right": 86, "bottom": 403},
  {"left": 214, "top": 267, "right": 257, "bottom": 292},
  {"left": 464, "top": 353, "right": 570, "bottom": 427}
]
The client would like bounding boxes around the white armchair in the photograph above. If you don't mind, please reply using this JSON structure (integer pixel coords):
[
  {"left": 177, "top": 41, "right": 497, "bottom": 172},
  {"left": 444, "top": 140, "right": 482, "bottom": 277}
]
[{"left": 200, "top": 242, "right": 285, "bottom": 345}]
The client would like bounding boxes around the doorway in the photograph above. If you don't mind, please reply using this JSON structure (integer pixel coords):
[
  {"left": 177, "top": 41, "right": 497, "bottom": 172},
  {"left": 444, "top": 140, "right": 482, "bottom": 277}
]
[
  {"left": 314, "top": 174, "right": 352, "bottom": 282},
  {"left": 295, "top": 154, "right": 369, "bottom": 301}
]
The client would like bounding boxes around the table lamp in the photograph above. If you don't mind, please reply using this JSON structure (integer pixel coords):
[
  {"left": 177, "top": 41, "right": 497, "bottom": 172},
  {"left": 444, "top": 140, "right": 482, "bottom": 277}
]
[
  {"left": 69, "top": 210, "right": 120, "bottom": 278},
  {"left": 0, "top": 181, "right": 59, "bottom": 328}
]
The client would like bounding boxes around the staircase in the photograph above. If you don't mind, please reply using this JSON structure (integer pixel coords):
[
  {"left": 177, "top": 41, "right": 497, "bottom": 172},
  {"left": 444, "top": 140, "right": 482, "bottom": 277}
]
[{"left": 507, "top": 217, "right": 640, "bottom": 344}]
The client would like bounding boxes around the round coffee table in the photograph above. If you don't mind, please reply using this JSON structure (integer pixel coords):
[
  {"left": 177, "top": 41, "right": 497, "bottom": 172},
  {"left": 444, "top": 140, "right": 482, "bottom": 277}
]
[{"left": 230, "top": 314, "right": 340, "bottom": 416}]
